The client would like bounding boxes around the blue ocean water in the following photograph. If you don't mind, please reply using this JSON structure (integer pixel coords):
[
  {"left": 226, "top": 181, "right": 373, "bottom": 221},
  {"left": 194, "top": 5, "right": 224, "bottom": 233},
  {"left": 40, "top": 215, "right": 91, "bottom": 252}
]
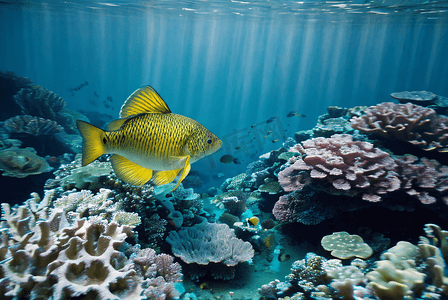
[
  {"left": 1, "top": 1, "right": 448, "bottom": 299},
  {"left": 2, "top": 2, "right": 447, "bottom": 185}
]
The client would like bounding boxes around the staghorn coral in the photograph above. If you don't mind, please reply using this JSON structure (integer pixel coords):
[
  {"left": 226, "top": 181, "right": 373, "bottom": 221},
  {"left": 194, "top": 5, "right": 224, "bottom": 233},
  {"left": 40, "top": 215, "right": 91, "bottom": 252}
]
[
  {"left": 350, "top": 102, "right": 448, "bottom": 152},
  {"left": 278, "top": 134, "right": 401, "bottom": 202},
  {"left": 4, "top": 115, "right": 63, "bottom": 136},
  {"left": 166, "top": 222, "right": 254, "bottom": 280},
  {"left": 0, "top": 146, "right": 52, "bottom": 178},
  {"left": 14, "top": 85, "right": 65, "bottom": 121}
]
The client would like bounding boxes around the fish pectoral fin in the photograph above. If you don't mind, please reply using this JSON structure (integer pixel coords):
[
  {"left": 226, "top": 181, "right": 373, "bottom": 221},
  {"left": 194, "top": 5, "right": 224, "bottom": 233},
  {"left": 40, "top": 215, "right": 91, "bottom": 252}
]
[
  {"left": 171, "top": 156, "right": 191, "bottom": 192},
  {"left": 152, "top": 169, "right": 181, "bottom": 186},
  {"left": 119, "top": 86, "right": 171, "bottom": 118},
  {"left": 106, "top": 118, "right": 127, "bottom": 131},
  {"left": 110, "top": 154, "right": 153, "bottom": 186}
]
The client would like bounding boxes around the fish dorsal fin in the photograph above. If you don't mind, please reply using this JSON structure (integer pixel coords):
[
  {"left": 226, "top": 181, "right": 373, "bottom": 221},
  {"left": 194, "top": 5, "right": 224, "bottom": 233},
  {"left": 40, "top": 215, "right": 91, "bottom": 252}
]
[
  {"left": 120, "top": 86, "right": 171, "bottom": 118},
  {"left": 106, "top": 118, "right": 127, "bottom": 131},
  {"left": 110, "top": 154, "right": 153, "bottom": 186}
]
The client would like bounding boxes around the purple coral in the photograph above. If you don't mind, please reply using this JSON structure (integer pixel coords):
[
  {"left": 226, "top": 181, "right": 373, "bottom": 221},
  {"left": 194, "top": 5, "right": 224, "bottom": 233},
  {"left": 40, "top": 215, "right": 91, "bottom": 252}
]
[
  {"left": 278, "top": 134, "right": 400, "bottom": 202},
  {"left": 132, "top": 248, "right": 183, "bottom": 300},
  {"left": 166, "top": 222, "right": 254, "bottom": 280},
  {"left": 4, "top": 115, "right": 63, "bottom": 136},
  {"left": 272, "top": 190, "right": 336, "bottom": 225},
  {"left": 394, "top": 155, "right": 448, "bottom": 205},
  {"left": 350, "top": 102, "right": 448, "bottom": 152}
]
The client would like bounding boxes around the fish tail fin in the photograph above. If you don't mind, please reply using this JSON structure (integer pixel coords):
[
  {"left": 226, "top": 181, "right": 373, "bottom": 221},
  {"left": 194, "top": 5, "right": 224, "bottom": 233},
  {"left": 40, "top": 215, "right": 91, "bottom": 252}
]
[{"left": 76, "top": 120, "right": 107, "bottom": 166}]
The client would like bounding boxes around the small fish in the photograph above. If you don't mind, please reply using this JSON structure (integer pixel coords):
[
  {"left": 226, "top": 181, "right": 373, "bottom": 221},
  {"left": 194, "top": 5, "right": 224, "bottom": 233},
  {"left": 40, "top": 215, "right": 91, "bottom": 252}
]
[
  {"left": 77, "top": 86, "right": 222, "bottom": 192},
  {"left": 247, "top": 216, "right": 259, "bottom": 226},
  {"left": 266, "top": 117, "right": 277, "bottom": 124},
  {"left": 107, "top": 96, "right": 113, "bottom": 103},
  {"left": 220, "top": 154, "right": 234, "bottom": 164},
  {"left": 94, "top": 91, "right": 99, "bottom": 97},
  {"left": 287, "top": 111, "right": 306, "bottom": 118},
  {"left": 251, "top": 124, "right": 256, "bottom": 128},
  {"left": 233, "top": 157, "right": 242, "bottom": 164},
  {"left": 235, "top": 146, "right": 242, "bottom": 150},
  {"left": 272, "top": 139, "right": 279, "bottom": 143},
  {"left": 264, "top": 130, "right": 273, "bottom": 138}
]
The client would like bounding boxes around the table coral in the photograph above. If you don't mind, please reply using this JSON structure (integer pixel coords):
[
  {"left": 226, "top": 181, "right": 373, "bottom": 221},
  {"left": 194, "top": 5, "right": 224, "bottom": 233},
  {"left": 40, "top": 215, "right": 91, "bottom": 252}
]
[
  {"left": 278, "top": 134, "right": 400, "bottom": 202},
  {"left": 0, "top": 146, "right": 52, "bottom": 178},
  {"left": 350, "top": 102, "right": 448, "bottom": 152},
  {"left": 166, "top": 222, "right": 254, "bottom": 280},
  {"left": 321, "top": 231, "right": 373, "bottom": 259}
]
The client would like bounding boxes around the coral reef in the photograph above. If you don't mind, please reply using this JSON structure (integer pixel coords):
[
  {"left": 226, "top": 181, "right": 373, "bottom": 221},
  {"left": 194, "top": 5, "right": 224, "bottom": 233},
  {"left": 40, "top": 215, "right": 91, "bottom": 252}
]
[
  {"left": 366, "top": 242, "right": 425, "bottom": 299},
  {"left": 272, "top": 189, "right": 337, "bottom": 225},
  {"left": 391, "top": 90, "right": 437, "bottom": 105},
  {"left": 321, "top": 231, "right": 373, "bottom": 259},
  {"left": 0, "top": 146, "right": 52, "bottom": 178},
  {"left": 4, "top": 115, "right": 63, "bottom": 136},
  {"left": 44, "top": 154, "right": 114, "bottom": 192},
  {"left": 278, "top": 134, "right": 401, "bottom": 202},
  {"left": 394, "top": 154, "right": 448, "bottom": 205},
  {"left": 14, "top": 85, "right": 65, "bottom": 122},
  {"left": 0, "top": 192, "right": 182, "bottom": 300},
  {"left": 350, "top": 102, "right": 448, "bottom": 152},
  {"left": 166, "top": 222, "right": 254, "bottom": 280}
]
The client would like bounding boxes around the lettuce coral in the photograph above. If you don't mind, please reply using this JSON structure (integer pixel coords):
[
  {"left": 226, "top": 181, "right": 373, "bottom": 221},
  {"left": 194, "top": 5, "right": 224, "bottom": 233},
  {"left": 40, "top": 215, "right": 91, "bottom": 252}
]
[{"left": 166, "top": 222, "right": 254, "bottom": 280}]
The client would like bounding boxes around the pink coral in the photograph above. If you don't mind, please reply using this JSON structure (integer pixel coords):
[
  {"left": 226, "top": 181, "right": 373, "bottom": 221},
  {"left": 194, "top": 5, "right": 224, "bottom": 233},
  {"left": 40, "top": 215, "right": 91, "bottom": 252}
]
[
  {"left": 394, "top": 155, "right": 448, "bottom": 205},
  {"left": 278, "top": 134, "right": 400, "bottom": 202},
  {"left": 350, "top": 102, "right": 448, "bottom": 152}
]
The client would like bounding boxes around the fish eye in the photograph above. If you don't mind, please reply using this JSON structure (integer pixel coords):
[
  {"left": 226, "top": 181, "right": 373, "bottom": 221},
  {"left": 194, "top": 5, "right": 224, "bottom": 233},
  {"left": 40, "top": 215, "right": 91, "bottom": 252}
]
[
  {"left": 102, "top": 137, "right": 107, "bottom": 144},
  {"left": 206, "top": 138, "right": 212, "bottom": 144}
]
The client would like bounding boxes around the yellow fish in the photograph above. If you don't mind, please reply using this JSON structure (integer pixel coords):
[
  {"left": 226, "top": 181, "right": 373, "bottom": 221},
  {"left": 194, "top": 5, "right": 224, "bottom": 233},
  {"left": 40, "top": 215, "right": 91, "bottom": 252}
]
[{"left": 76, "top": 86, "right": 222, "bottom": 191}]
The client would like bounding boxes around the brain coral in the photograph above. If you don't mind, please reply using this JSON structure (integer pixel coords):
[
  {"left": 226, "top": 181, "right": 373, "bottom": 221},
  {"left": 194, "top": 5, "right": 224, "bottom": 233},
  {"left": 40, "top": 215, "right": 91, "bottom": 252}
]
[
  {"left": 278, "top": 134, "right": 400, "bottom": 202},
  {"left": 166, "top": 222, "right": 254, "bottom": 280},
  {"left": 350, "top": 102, "right": 448, "bottom": 152}
]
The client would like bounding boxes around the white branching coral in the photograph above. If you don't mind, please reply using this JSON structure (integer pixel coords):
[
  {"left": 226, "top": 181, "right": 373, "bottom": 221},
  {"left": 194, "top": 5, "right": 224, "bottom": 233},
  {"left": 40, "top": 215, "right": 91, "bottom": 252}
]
[{"left": 0, "top": 192, "right": 181, "bottom": 300}]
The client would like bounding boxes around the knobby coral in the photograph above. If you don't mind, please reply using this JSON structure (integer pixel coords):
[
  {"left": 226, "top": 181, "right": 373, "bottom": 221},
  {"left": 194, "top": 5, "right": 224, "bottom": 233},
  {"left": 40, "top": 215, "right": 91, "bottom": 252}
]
[
  {"left": 278, "top": 134, "right": 400, "bottom": 202},
  {"left": 166, "top": 222, "right": 254, "bottom": 280},
  {"left": 350, "top": 102, "right": 448, "bottom": 152}
]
